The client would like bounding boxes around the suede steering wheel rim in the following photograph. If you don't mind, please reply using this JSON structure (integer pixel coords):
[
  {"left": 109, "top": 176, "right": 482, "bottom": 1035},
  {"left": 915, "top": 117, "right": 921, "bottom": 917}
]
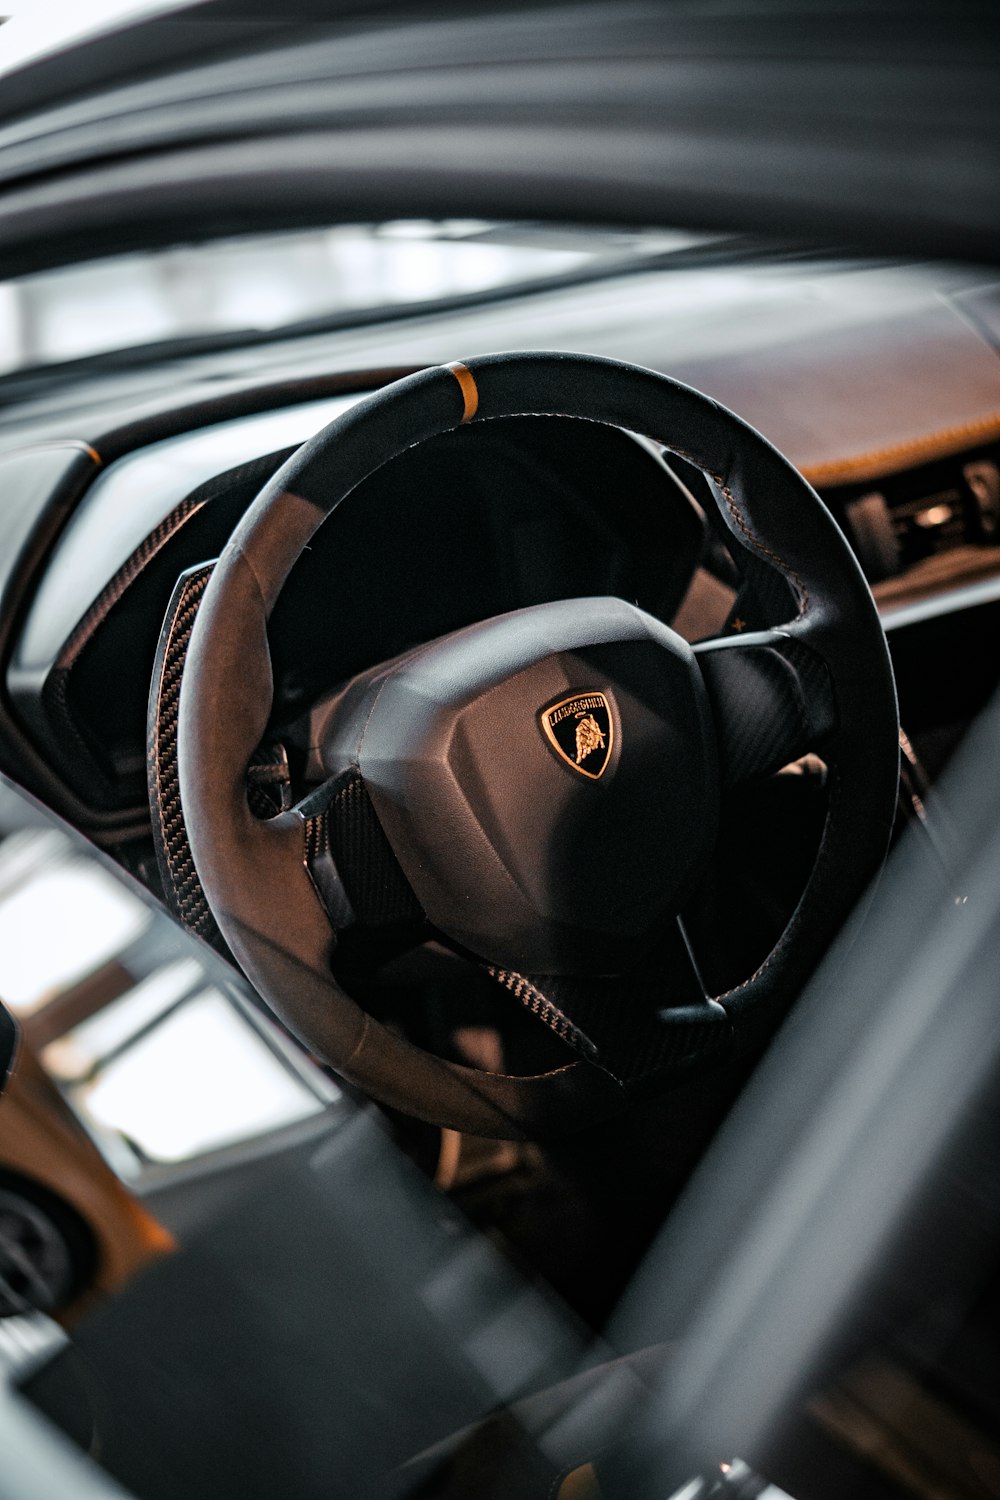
[{"left": 177, "top": 352, "right": 899, "bottom": 1139}]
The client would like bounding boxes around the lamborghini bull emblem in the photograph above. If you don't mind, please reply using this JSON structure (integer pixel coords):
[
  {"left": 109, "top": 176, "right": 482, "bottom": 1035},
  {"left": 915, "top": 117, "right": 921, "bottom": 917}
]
[{"left": 540, "top": 692, "right": 614, "bottom": 780}]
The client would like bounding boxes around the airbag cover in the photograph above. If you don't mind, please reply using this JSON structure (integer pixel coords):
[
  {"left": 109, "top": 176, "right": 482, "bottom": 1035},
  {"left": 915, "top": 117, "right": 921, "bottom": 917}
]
[{"left": 344, "top": 597, "right": 718, "bottom": 974}]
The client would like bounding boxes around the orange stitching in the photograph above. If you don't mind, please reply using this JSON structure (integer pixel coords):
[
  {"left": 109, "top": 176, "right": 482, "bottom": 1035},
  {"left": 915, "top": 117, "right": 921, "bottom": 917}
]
[
  {"left": 669, "top": 442, "right": 810, "bottom": 618},
  {"left": 800, "top": 411, "right": 1000, "bottom": 488},
  {"left": 714, "top": 473, "right": 810, "bottom": 617}
]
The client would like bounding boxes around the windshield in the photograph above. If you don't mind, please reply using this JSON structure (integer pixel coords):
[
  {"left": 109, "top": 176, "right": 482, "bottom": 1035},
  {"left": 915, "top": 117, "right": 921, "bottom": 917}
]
[{"left": 0, "top": 220, "right": 715, "bottom": 376}]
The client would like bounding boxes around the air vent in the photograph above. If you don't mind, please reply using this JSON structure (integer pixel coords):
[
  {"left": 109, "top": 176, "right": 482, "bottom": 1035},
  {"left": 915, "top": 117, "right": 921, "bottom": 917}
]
[{"left": 831, "top": 447, "right": 1000, "bottom": 584}]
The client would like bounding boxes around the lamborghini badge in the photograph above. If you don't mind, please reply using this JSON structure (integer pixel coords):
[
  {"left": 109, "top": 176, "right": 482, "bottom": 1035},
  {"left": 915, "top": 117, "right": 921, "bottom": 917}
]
[{"left": 540, "top": 692, "right": 613, "bottom": 780}]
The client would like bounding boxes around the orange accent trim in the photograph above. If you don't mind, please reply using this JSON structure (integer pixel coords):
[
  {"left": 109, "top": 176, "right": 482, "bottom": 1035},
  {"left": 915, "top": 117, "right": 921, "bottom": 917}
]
[
  {"left": 800, "top": 412, "right": 1000, "bottom": 489},
  {"left": 556, "top": 1463, "right": 602, "bottom": 1500},
  {"left": 444, "top": 361, "right": 479, "bottom": 423},
  {"left": 14, "top": 439, "right": 103, "bottom": 466}
]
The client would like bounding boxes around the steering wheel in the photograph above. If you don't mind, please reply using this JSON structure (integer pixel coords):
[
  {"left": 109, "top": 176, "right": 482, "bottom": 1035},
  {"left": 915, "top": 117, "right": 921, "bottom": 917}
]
[{"left": 176, "top": 352, "right": 899, "bottom": 1138}]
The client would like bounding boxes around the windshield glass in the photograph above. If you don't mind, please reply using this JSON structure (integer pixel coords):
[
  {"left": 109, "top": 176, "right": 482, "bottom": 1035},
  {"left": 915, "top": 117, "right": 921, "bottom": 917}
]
[{"left": 0, "top": 220, "right": 714, "bottom": 376}]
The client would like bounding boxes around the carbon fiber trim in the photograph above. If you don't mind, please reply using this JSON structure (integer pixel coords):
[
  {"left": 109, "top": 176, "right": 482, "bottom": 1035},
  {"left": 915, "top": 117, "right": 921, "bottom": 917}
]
[
  {"left": 299, "top": 776, "right": 357, "bottom": 931},
  {"left": 482, "top": 970, "right": 599, "bottom": 1062},
  {"left": 147, "top": 562, "right": 309, "bottom": 948},
  {"left": 486, "top": 966, "right": 731, "bottom": 1086},
  {"left": 146, "top": 564, "right": 220, "bottom": 948},
  {"left": 302, "top": 771, "right": 423, "bottom": 930},
  {"left": 695, "top": 633, "right": 836, "bottom": 789},
  {"left": 147, "top": 562, "right": 289, "bottom": 942},
  {"left": 149, "top": 560, "right": 419, "bottom": 947},
  {"left": 147, "top": 563, "right": 222, "bottom": 946},
  {"left": 246, "top": 742, "right": 291, "bottom": 819}
]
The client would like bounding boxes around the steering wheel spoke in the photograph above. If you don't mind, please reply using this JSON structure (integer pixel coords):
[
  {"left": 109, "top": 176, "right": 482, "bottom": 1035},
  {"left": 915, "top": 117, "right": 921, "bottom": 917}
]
[
  {"left": 694, "top": 628, "right": 836, "bottom": 790},
  {"left": 294, "top": 771, "right": 425, "bottom": 939},
  {"left": 485, "top": 920, "right": 730, "bottom": 1088}
]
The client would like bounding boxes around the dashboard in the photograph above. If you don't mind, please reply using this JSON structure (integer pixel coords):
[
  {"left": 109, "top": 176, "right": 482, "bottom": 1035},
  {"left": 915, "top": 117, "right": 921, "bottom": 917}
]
[{"left": 0, "top": 251, "right": 999, "bottom": 855}]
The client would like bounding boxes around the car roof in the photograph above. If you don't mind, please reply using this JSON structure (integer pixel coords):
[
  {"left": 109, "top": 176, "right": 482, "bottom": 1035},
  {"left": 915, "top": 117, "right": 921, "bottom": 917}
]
[{"left": 0, "top": 0, "right": 998, "bottom": 278}]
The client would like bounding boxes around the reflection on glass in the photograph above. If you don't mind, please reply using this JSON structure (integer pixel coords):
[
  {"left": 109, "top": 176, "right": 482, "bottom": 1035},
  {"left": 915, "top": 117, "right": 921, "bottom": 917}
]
[
  {"left": 72, "top": 989, "right": 323, "bottom": 1162},
  {"left": 0, "top": 844, "right": 149, "bottom": 1014},
  {"left": 42, "top": 958, "right": 203, "bottom": 1082}
]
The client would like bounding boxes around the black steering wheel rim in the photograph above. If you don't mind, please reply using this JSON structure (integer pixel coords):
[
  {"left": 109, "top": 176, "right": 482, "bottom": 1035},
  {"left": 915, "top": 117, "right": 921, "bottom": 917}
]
[{"left": 177, "top": 351, "right": 899, "bottom": 1138}]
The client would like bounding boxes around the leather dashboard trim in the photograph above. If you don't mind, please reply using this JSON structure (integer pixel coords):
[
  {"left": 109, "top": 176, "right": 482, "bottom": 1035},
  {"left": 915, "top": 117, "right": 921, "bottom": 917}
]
[{"left": 801, "top": 411, "right": 1000, "bottom": 488}]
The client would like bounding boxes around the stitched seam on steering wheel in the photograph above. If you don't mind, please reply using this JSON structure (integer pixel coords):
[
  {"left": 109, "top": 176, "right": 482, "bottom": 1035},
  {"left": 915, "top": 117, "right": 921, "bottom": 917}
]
[
  {"left": 666, "top": 443, "right": 810, "bottom": 617},
  {"left": 715, "top": 476, "right": 810, "bottom": 617},
  {"left": 716, "top": 480, "right": 809, "bottom": 615},
  {"left": 349, "top": 634, "right": 453, "bottom": 769}
]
